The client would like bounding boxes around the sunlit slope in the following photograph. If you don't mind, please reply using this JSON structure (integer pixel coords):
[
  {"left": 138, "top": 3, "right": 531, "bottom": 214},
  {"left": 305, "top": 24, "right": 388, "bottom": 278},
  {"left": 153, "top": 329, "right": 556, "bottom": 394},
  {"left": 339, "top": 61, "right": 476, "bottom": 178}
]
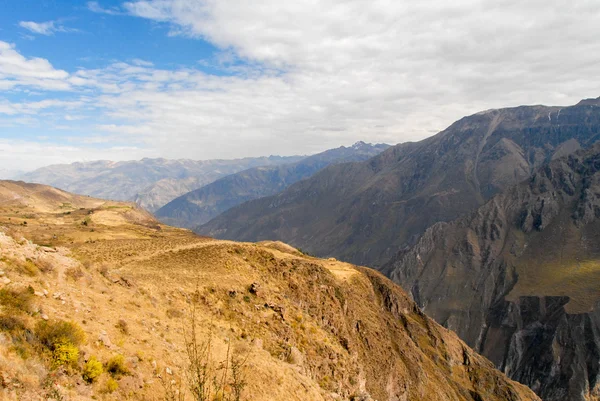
[{"left": 0, "top": 180, "right": 538, "bottom": 401}]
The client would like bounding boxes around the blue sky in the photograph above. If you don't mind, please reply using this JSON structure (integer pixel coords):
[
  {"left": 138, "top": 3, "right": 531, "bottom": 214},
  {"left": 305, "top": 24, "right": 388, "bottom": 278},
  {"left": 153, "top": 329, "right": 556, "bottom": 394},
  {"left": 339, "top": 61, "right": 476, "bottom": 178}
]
[{"left": 1, "top": 0, "right": 600, "bottom": 173}]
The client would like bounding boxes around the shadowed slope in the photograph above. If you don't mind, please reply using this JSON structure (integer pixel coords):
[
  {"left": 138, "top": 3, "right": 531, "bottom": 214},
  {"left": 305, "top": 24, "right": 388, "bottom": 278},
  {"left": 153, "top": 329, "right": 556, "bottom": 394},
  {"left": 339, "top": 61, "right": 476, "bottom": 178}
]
[
  {"left": 384, "top": 145, "right": 600, "bottom": 401},
  {"left": 156, "top": 142, "right": 389, "bottom": 228},
  {"left": 198, "top": 98, "right": 600, "bottom": 267}
]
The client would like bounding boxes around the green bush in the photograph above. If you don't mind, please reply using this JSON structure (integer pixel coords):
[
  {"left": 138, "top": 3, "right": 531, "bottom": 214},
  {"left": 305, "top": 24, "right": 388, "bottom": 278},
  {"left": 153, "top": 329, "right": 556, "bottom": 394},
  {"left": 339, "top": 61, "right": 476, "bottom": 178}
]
[
  {"left": 35, "top": 320, "right": 85, "bottom": 349},
  {"left": 83, "top": 356, "right": 103, "bottom": 383},
  {"left": 106, "top": 354, "right": 129, "bottom": 377}
]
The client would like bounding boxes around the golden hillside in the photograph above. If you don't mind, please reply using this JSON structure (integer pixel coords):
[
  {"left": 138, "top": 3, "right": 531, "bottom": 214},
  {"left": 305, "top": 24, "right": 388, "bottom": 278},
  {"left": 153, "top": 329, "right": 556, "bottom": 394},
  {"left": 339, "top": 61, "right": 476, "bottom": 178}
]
[{"left": 0, "top": 180, "right": 538, "bottom": 401}]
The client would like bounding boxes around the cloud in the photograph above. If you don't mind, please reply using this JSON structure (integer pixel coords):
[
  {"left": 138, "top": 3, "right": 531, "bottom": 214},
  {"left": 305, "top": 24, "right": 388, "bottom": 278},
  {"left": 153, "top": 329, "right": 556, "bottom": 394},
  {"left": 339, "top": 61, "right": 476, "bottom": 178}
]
[
  {"left": 0, "top": 139, "right": 153, "bottom": 172},
  {"left": 0, "top": 41, "right": 72, "bottom": 91},
  {"left": 18, "top": 20, "right": 76, "bottom": 36},
  {"left": 4, "top": 0, "right": 600, "bottom": 171},
  {"left": 87, "top": 1, "right": 125, "bottom": 15}
]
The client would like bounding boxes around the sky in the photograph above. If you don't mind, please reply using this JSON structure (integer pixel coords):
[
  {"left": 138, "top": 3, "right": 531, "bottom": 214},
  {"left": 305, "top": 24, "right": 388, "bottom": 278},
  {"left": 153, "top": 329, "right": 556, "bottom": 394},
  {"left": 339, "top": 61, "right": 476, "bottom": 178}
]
[{"left": 1, "top": 0, "right": 600, "bottom": 173}]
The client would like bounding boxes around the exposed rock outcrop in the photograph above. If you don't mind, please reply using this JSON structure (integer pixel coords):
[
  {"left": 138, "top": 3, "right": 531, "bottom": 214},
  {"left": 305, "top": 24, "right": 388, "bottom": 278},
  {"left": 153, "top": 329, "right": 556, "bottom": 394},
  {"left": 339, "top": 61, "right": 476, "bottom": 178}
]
[{"left": 384, "top": 145, "right": 600, "bottom": 401}]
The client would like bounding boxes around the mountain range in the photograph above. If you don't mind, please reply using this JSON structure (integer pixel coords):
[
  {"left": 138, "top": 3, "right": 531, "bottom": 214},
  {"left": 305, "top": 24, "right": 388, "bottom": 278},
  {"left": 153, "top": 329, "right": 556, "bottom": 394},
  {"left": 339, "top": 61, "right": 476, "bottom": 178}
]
[
  {"left": 196, "top": 97, "right": 600, "bottom": 400},
  {"left": 0, "top": 180, "right": 538, "bottom": 401},
  {"left": 11, "top": 97, "right": 600, "bottom": 400},
  {"left": 18, "top": 156, "right": 305, "bottom": 212},
  {"left": 155, "top": 142, "right": 389, "bottom": 229},
  {"left": 383, "top": 144, "right": 600, "bottom": 401},
  {"left": 197, "top": 98, "right": 600, "bottom": 268}
]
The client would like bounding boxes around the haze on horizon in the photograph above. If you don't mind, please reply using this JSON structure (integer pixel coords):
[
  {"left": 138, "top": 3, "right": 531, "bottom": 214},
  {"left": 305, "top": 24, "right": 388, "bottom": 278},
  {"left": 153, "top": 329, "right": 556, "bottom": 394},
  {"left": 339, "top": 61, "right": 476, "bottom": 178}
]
[{"left": 1, "top": 0, "right": 600, "bottom": 172}]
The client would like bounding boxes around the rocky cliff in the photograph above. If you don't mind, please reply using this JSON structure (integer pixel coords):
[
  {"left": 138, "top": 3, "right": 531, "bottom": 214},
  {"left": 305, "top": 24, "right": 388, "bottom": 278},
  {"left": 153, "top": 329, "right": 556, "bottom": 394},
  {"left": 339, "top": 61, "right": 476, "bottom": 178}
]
[{"left": 383, "top": 145, "right": 600, "bottom": 401}]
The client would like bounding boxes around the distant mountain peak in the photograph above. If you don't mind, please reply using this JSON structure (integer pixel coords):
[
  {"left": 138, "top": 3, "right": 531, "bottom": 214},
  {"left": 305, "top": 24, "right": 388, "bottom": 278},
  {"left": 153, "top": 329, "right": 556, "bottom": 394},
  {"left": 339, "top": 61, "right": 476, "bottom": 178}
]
[{"left": 576, "top": 96, "right": 600, "bottom": 106}]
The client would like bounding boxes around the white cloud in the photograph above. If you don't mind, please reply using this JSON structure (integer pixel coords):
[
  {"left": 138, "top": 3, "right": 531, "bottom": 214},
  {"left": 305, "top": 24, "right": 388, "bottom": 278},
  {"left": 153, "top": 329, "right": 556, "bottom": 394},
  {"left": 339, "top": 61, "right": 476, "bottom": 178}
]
[
  {"left": 4, "top": 1, "right": 600, "bottom": 171},
  {"left": 18, "top": 20, "right": 75, "bottom": 36},
  {"left": 87, "top": 1, "right": 126, "bottom": 15},
  {"left": 0, "top": 139, "right": 154, "bottom": 172},
  {"left": 0, "top": 41, "right": 72, "bottom": 91}
]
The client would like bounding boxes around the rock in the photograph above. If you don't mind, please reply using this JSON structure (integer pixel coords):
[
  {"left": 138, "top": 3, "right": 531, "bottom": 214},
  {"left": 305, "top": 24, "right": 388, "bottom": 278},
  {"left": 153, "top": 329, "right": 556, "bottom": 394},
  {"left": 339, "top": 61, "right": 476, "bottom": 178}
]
[
  {"left": 41, "top": 314, "right": 49, "bottom": 320},
  {"left": 34, "top": 291, "right": 45, "bottom": 297},
  {"left": 287, "top": 346, "right": 304, "bottom": 366},
  {"left": 98, "top": 333, "right": 112, "bottom": 348},
  {"left": 0, "top": 270, "right": 4, "bottom": 276},
  {"left": 166, "top": 367, "right": 173, "bottom": 375},
  {"left": 43, "top": 289, "right": 48, "bottom": 295},
  {"left": 1, "top": 277, "right": 10, "bottom": 285}
]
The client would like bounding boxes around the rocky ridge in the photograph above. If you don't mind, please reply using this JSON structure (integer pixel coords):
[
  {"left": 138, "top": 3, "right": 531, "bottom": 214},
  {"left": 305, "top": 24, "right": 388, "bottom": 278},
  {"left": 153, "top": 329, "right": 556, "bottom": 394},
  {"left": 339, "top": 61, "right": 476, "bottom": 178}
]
[
  {"left": 198, "top": 98, "right": 600, "bottom": 268},
  {"left": 383, "top": 145, "right": 600, "bottom": 401}
]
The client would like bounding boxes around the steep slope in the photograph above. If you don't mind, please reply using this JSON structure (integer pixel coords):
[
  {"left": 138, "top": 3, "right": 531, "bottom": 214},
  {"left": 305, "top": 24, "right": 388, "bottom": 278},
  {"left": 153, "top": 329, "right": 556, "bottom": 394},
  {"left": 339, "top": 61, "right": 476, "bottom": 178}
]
[
  {"left": 156, "top": 142, "right": 389, "bottom": 229},
  {"left": 0, "top": 180, "right": 538, "bottom": 401},
  {"left": 198, "top": 98, "right": 600, "bottom": 267},
  {"left": 19, "top": 156, "right": 305, "bottom": 210},
  {"left": 383, "top": 145, "right": 600, "bottom": 401}
]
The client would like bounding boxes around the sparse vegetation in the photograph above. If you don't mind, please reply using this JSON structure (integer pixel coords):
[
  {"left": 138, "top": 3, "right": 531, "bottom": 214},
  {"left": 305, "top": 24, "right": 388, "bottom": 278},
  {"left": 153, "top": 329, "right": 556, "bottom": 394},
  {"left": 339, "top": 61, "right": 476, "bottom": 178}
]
[
  {"left": 167, "top": 308, "right": 184, "bottom": 319},
  {"left": 0, "top": 286, "right": 35, "bottom": 313},
  {"left": 106, "top": 354, "right": 129, "bottom": 377},
  {"left": 116, "top": 319, "right": 129, "bottom": 334},
  {"left": 103, "top": 377, "right": 119, "bottom": 393},
  {"left": 35, "top": 320, "right": 85, "bottom": 350},
  {"left": 182, "top": 298, "right": 248, "bottom": 401},
  {"left": 83, "top": 356, "right": 103, "bottom": 383}
]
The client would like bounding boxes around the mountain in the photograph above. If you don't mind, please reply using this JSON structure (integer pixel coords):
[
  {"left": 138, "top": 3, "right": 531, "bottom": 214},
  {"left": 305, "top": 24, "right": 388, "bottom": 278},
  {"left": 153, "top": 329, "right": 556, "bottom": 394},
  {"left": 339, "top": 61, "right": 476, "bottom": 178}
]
[
  {"left": 156, "top": 142, "right": 389, "bottom": 229},
  {"left": 197, "top": 98, "right": 600, "bottom": 267},
  {"left": 382, "top": 145, "right": 600, "bottom": 401},
  {"left": 18, "top": 155, "right": 305, "bottom": 211},
  {"left": 0, "top": 180, "right": 538, "bottom": 401},
  {"left": 0, "top": 169, "right": 25, "bottom": 180}
]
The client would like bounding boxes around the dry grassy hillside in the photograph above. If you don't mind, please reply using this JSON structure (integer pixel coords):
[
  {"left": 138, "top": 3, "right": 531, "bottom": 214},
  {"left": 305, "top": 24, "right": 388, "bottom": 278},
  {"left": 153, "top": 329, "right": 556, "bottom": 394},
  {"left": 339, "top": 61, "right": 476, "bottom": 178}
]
[{"left": 0, "top": 180, "right": 538, "bottom": 401}]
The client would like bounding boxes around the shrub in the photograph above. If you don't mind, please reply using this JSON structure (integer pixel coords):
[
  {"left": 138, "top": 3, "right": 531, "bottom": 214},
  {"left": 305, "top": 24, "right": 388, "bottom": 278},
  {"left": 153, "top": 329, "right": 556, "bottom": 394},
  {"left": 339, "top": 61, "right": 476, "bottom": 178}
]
[
  {"left": 51, "top": 339, "right": 79, "bottom": 369},
  {"left": 106, "top": 354, "right": 129, "bottom": 377},
  {"left": 18, "top": 259, "right": 39, "bottom": 276},
  {"left": 166, "top": 308, "right": 183, "bottom": 319},
  {"left": 0, "top": 287, "right": 35, "bottom": 313},
  {"left": 115, "top": 319, "right": 129, "bottom": 335},
  {"left": 35, "top": 320, "right": 85, "bottom": 349},
  {"left": 104, "top": 377, "right": 118, "bottom": 393},
  {"left": 0, "top": 314, "right": 27, "bottom": 333},
  {"left": 83, "top": 356, "right": 103, "bottom": 383}
]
